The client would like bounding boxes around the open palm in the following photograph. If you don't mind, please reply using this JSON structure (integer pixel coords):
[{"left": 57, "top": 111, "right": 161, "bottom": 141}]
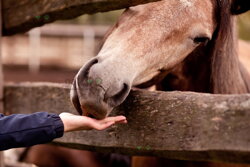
[{"left": 59, "top": 112, "right": 127, "bottom": 132}]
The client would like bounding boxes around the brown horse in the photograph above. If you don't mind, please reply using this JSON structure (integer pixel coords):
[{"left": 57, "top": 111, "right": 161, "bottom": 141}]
[{"left": 70, "top": 0, "right": 250, "bottom": 166}]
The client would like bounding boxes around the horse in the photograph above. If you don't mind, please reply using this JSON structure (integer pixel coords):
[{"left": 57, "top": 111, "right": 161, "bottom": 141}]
[{"left": 70, "top": 0, "right": 250, "bottom": 166}]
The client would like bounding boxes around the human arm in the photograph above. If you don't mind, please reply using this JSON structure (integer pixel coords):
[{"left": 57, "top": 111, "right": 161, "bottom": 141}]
[
  {"left": 0, "top": 112, "right": 63, "bottom": 151},
  {"left": 0, "top": 112, "right": 127, "bottom": 151}
]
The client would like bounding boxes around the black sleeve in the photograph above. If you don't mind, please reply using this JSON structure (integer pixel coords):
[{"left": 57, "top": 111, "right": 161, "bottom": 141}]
[{"left": 0, "top": 112, "right": 64, "bottom": 151}]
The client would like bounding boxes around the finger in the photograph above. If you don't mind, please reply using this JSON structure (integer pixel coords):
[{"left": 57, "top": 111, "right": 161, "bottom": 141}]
[
  {"left": 114, "top": 116, "right": 127, "bottom": 122},
  {"left": 100, "top": 116, "right": 127, "bottom": 124},
  {"left": 116, "top": 119, "right": 128, "bottom": 124},
  {"left": 98, "top": 117, "right": 116, "bottom": 123}
]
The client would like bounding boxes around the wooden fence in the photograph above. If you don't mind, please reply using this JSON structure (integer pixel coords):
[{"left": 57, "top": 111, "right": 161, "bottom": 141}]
[
  {"left": 1, "top": 0, "right": 250, "bottom": 166},
  {"left": 4, "top": 82, "right": 250, "bottom": 164}
]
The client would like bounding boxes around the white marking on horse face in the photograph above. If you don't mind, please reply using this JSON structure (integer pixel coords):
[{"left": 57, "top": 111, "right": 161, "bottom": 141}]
[{"left": 97, "top": 0, "right": 215, "bottom": 86}]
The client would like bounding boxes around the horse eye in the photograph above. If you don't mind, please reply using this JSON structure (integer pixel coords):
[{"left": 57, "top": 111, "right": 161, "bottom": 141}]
[{"left": 193, "top": 37, "right": 209, "bottom": 44}]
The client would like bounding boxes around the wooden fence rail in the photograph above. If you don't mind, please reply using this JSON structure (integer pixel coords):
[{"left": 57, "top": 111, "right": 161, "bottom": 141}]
[
  {"left": 2, "top": 0, "right": 162, "bottom": 36},
  {"left": 4, "top": 82, "right": 250, "bottom": 164}
]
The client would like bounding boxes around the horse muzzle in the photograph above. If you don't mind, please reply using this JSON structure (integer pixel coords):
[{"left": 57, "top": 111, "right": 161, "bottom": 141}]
[{"left": 70, "top": 57, "right": 131, "bottom": 119}]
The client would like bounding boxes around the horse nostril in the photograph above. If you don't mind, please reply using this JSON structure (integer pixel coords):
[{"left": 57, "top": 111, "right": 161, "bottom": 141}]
[
  {"left": 107, "top": 83, "right": 130, "bottom": 107},
  {"left": 77, "top": 58, "right": 98, "bottom": 81}
]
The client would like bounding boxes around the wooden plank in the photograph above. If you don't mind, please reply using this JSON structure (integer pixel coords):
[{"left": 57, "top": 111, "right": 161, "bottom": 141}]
[
  {"left": 4, "top": 82, "right": 250, "bottom": 164},
  {"left": 4, "top": 82, "right": 76, "bottom": 115},
  {"left": 2, "top": 0, "right": 162, "bottom": 36}
]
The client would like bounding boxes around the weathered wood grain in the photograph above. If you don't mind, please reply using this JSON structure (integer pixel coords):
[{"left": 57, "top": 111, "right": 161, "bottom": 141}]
[
  {"left": 4, "top": 82, "right": 250, "bottom": 164},
  {"left": 2, "top": 0, "right": 162, "bottom": 36}
]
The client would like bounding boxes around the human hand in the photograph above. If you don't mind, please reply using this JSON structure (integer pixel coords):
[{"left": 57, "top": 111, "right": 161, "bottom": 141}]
[{"left": 59, "top": 112, "right": 127, "bottom": 132}]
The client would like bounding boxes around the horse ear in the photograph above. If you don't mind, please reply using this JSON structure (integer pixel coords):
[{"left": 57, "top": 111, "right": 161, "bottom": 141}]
[{"left": 231, "top": 0, "right": 250, "bottom": 15}]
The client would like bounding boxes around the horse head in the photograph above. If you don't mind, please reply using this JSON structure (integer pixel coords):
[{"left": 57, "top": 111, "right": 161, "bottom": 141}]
[{"left": 71, "top": 0, "right": 250, "bottom": 119}]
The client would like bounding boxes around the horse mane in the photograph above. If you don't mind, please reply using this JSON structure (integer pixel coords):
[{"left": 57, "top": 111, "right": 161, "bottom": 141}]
[{"left": 210, "top": 0, "right": 250, "bottom": 94}]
